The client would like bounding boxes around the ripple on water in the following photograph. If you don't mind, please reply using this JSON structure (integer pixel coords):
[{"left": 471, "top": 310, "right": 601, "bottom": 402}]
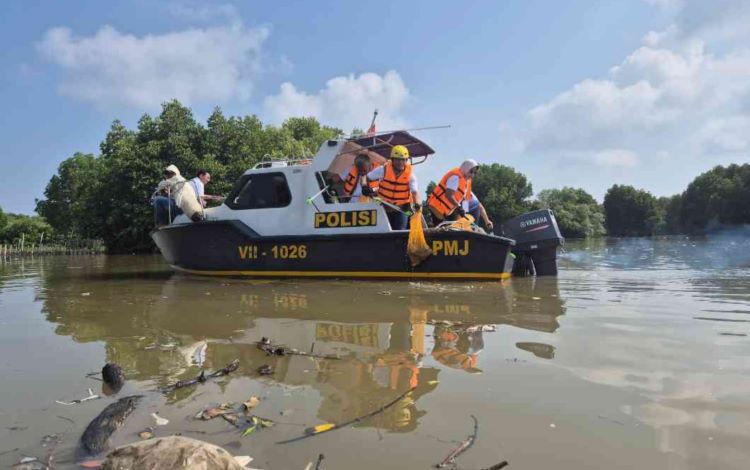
[{"left": 0, "top": 239, "right": 749, "bottom": 469}]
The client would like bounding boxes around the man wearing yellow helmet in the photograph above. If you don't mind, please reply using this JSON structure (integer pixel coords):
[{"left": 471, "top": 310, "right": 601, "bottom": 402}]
[{"left": 364, "top": 144, "right": 419, "bottom": 230}]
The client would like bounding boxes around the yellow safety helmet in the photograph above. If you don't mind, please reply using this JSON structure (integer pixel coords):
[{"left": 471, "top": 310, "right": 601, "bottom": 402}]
[{"left": 390, "top": 145, "right": 410, "bottom": 160}]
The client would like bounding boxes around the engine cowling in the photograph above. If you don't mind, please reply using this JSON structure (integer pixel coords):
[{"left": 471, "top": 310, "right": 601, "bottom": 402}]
[{"left": 501, "top": 209, "right": 564, "bottom": 276}]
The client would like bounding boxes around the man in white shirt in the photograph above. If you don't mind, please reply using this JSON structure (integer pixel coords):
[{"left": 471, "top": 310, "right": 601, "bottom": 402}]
[
  {"left": 188, "top": 170, "right": 222, "bottom": 207},
  {"left": 427, "top": 159, "right": 493, "bottom": 231}
]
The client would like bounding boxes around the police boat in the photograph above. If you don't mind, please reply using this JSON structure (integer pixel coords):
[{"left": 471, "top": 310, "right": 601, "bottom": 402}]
[{"left": 151, "top": 131, "right": 563, "bottom": 280}]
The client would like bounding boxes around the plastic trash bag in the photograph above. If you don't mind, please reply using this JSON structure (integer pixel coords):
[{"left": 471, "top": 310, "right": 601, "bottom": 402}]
[
  {"left": 407, "top": 208, "right": 432, "bottom": 267},
  {"left": 102, "top": 436, "right": 249, "bottom": 470}
]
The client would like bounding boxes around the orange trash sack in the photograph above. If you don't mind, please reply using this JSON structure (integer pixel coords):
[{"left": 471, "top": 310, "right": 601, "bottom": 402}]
[
  {"left": 449, "top": 214, "right": 475, "bottom": 231},
  {"left": 407, "top": 208, "right": 432, "bottom": 267}
]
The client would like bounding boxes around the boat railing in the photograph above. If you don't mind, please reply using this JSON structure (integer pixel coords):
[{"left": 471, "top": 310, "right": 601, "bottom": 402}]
[{"left": 253, "top": 153, "right": 313, "bottom": 169}]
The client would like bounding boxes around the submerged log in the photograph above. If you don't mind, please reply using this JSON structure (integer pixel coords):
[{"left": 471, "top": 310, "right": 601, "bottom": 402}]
[{"left": 79, "top": 395, "right": 142, "bottom": 457}]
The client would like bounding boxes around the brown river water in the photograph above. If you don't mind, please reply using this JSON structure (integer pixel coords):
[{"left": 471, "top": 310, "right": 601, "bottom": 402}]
[{"left": 1, "top": 236, "right": 750, "bottom": 469}]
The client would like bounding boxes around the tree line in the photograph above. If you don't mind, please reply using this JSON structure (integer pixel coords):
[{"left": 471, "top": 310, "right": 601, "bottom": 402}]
[
  {"left": 599, "top": 163, "right": 750, "bottom": 236},
  {"left": 468, "top": 163, "right": 750, "bottom": 238},
  {"left": 28, "top": 100, "right": 750, "bottom": 252},
  {"left": 34, "top": 100, "right": 340, "bottom": 253}
]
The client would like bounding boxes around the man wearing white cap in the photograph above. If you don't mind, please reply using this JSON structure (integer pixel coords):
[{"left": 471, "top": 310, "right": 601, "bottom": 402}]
[{"left": 427, "top": 159, "right": 493, "bottom": 231}]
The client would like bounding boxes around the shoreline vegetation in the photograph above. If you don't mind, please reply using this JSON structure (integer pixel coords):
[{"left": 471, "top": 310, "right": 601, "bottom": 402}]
[
  {"left": 0, "top": 243, "right": 104, "bottom": 259},
  {"left": 1, "top": 100, "right": 747, "bottom": 254}
]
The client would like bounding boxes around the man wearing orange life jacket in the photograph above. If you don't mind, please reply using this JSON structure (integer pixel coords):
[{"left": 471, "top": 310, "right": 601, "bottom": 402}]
[
  {"left": 427, "top": 159, "right": 493, "bottom": 231},
  {"left": 330, "top": 154, "right": 379, "bottom": 203},
  {"left": 364, "top": 145, "right": 420, "bottom": 230}
]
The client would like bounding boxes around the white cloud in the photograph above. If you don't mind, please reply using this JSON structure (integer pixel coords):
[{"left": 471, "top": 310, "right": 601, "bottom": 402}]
[
  {"left": 263, "top": 71, "right": 410, "bottom": 132},
  {"left": 166, "top": 2, "right": 237, "bottom": 22},
  {"left": 525, "top": 41, "right": 750, "bottom": 156},
  {"left": 591, "top": 149, "right": 641, "bottom": 168},
  {"left": 509, "top": 0, "right": 750, "bottom": 197},
  {"left": 37, "top": 22, "right": 269, "bottom": 109},
  {"left": 694, "top": 116, "right": 750, "bottom": 153}
]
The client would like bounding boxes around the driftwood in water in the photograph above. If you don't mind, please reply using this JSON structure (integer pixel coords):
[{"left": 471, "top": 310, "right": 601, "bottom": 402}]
[
  {"left": 160, "top": 359, "right": 240, "bottom": 394},
  {"left": 278, "top": 387, "right": 416, "bottom": 444},
  {"left": 257, "top": 337, "right": 341, "bottom": 360},
  {"left": 482, "top": 462, "right": 509, "bottom": 470},
  {"left": 79, "top": 395, "right": 142, "bottom": 456},
  {"left": 435, "top": 414, "right": 478, "bottom": 468}
]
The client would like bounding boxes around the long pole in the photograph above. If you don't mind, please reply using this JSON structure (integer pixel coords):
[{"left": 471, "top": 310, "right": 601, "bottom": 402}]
[
  {"left": 306, "top": 185, "right": 330, "bottom": 205},
  {"left": 373, "top": 197, "right": 412, "bottom": 216}
]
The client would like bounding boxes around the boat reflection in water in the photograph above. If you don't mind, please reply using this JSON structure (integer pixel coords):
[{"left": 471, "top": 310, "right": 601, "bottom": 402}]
[{"left": 37, "top": 257, "right": 564, "bottom": 432}]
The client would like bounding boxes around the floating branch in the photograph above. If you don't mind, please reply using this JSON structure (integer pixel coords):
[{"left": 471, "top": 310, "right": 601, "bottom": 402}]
[
  {"left": 160, "top": 359, "right": 239, "bottom": 394},
  {"left": 435, "top": 414, "right": 478, "bottom": 468},
  {"left": 278, "top": 387, "right": 416, "bottom": 444},
  {"left": 257, "top": 338, "right": 341, "bottom": 360}
]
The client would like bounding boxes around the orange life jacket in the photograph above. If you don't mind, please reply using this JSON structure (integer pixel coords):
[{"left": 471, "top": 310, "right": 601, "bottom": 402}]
[
  {"left": 428, "top": 168, "right": 471, "bottom": 217},
  {"left": 378, "top": 162, "right": 413, "bottom": 205},
  {"left": 343, "top": 163, "right": 379, "bottom": 196},
  {"left": 431, "top": 347, "right": 478, "bottom": 371}
]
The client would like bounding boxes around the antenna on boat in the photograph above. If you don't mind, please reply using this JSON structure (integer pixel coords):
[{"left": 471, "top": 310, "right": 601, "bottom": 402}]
[
  {"left": 367, "top": 109, "right": 378, "bottom": 136},
  {"left": 344, "top": 124, "right": 451, "bottom": 139},
  {"left": 387, "top": 124, "right": 451, "bottom": 134}
]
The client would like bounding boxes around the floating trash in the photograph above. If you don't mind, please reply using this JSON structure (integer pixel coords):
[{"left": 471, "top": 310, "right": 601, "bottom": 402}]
[
  {"left": 55, "top": 388, "right": 99, "bottom": 406},
  {"left": 151, "top": 413, "right": 169, "bottom": 426}
]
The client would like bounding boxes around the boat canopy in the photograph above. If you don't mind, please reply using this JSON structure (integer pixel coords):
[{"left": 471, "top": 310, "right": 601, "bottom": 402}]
[
  {"left": 325, "top": 131, "right": 436, "bottom": 176},
  {"left": 348, "top": 131, "right": 435, "bottom": 159}
]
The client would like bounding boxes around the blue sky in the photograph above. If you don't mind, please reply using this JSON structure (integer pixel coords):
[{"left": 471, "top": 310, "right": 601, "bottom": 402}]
[{"left": 2, "top": 0, "right": 749, "bottom": 214}]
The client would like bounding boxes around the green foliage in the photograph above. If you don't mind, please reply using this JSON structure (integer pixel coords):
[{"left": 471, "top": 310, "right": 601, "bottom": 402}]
[
  {"left": 36, "top": 153, "right": 101, "bottom": 238},
  {"left": 0, "top": 213, "right": 54, "bottom": 244},
  {"left": 535, "top": 188, "right": 605, "bottom": 238},
  {"left": 424, "top": 181, "right": 436, "bottom": 202},
  {"left": 0, "top": 206, "right": 7, "bottom": 232},
  {"left": 656, "top": 195, "right": 682, "bottom": 234},
  {"left": 36, "top": 100, "right": 342, "bottom": 253},
  {"left": 471, "top": 164, "right": 533, "bottom": 224},
  {"left": 603, "top": 185, "right": 661, "bottom": 236},
  {"left": 678, "top": 164, "right": 750, "bottom": 233}
]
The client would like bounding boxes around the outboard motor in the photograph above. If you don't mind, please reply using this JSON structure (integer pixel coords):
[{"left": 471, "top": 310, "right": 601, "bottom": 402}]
[{"left": 502, "top": 209, "right": 564, "bottom": 276}]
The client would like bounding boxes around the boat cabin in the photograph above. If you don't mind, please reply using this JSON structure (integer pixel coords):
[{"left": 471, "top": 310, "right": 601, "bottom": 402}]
[
  {"left": 172, "top": 131, "right": 435, "bottom": 236},
  {"left": 153, "top": 130, "right": 562, "bottom": 279}
]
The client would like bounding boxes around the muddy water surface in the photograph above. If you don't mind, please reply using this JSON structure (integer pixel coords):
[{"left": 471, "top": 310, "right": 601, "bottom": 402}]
[{"left": 1, "top": 237, "right": 750, "bottom": 469}]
